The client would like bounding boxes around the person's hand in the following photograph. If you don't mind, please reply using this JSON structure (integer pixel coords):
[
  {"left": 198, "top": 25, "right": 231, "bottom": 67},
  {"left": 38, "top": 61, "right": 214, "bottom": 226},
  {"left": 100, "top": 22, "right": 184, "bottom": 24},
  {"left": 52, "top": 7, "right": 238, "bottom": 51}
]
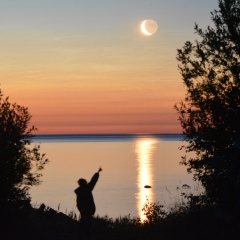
[{"left": 98, "top": 166, "right": 102, "bottom": 173}]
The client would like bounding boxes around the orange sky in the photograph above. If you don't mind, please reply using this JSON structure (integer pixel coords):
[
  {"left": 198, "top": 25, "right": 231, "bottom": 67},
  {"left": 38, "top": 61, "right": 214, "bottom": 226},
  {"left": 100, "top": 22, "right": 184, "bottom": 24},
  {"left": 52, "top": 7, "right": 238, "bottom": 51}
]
[{"left": 0, "top": 1, "right": 217, "bottom": 134}]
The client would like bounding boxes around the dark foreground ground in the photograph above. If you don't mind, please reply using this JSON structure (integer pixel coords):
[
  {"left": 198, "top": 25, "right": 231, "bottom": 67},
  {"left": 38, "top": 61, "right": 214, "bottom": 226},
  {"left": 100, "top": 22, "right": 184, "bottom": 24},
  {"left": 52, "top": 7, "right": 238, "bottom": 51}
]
[{"left": 1, "top": 202, "right": 240, "bottom": 240}]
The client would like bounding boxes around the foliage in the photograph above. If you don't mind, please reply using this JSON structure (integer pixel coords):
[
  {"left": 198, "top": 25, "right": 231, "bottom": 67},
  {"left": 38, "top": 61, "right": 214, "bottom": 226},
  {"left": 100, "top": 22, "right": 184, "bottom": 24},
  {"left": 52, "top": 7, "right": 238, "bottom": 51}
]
[
  {"left": 142, "top": 199, "right": 167, "bottom": 224},
  {"left": 0, "top": 88, "right": 49, "bottom": 204},
  {"left": 3, "top": 200, "right": 240, "bottom": 240},
  {"left": 175, "top": 0, "right": 240, "bottom": 206}
]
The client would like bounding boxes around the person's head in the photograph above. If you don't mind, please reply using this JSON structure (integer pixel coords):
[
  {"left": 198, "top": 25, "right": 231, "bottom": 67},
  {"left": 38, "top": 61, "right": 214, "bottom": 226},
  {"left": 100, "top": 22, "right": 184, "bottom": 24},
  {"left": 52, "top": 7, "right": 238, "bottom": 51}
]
[{"left": 78, "top": 178, "right": 87, "bottom": 186}]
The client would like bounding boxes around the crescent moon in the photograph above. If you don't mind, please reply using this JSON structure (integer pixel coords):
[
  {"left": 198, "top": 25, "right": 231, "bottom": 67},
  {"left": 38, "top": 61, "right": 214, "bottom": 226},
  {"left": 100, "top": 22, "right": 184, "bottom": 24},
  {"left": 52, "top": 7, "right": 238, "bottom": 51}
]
[{"left": 141, "top": 20, "right": 152, "bottom": 35}]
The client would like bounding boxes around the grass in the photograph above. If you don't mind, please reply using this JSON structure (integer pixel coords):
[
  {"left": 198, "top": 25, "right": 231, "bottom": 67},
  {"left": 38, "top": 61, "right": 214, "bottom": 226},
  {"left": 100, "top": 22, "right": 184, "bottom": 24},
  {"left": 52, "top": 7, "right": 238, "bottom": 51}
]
[{"left": 2, "top": 197, "right": 240, "bottom": 240}]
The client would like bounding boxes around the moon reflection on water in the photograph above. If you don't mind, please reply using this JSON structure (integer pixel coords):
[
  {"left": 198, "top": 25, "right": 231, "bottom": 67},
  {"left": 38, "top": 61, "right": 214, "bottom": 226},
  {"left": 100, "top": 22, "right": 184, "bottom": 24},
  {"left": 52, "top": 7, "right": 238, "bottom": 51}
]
[{"left": 135, "top": 138, "right": 158, "bottom": 220}]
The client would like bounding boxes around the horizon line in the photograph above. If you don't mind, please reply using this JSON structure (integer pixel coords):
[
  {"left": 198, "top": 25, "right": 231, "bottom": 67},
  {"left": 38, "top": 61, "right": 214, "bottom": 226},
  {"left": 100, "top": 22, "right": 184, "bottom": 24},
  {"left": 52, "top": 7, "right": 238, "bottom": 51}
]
[{"left": 33, "top": 133, "right": 183, "bottom": 135}]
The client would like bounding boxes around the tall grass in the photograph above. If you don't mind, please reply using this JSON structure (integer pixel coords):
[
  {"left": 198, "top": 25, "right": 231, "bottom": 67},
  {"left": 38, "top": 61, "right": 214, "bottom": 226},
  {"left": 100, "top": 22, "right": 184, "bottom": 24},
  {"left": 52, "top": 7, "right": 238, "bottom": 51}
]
[{"left": 3, "top": 186, "right": 239, "bottom": 240}]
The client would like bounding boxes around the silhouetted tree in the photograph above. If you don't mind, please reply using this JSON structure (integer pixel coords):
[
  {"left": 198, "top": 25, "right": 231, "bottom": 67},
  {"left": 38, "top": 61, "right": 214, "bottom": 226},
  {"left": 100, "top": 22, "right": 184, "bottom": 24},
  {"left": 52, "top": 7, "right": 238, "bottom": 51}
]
[
  {"left": 175, "top": 0, "right": 240, "bottom": 207},
  {"left": 0, "top": 88, "right": 48, "bottom": 205}
]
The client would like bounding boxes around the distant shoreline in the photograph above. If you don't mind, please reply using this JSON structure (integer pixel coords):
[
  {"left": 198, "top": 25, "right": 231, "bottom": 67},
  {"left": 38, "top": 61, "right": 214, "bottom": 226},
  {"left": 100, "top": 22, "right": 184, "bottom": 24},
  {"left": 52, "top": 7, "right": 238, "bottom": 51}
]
[{"left": 32, "top": 133, "right": 185, "bottom": 143}]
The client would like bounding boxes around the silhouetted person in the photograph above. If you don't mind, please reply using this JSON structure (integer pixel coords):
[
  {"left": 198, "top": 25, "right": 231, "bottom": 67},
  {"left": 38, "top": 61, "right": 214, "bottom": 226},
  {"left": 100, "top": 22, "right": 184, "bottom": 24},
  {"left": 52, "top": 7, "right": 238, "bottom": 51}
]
[{"left": 75, "top": 167, "right": 102, "bottom": 240}]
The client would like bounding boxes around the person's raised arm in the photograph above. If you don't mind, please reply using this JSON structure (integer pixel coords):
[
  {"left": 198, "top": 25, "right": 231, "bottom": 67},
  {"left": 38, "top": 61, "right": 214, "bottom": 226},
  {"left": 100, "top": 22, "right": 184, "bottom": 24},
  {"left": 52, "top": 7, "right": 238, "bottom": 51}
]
[{"left": 88, "top": 166, "right": 102, "bottom": 191}]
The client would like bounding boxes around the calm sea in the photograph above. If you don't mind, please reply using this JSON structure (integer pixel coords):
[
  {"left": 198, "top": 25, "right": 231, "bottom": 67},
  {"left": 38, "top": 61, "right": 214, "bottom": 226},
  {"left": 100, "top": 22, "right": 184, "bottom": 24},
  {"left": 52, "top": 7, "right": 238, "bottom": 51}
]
[{"left": 30, "top": 134, "right": 200, "bottom": 219}]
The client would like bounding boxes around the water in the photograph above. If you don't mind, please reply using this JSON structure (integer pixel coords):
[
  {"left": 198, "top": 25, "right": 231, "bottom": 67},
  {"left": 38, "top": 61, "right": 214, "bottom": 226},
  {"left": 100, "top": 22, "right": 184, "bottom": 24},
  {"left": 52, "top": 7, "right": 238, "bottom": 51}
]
[{"left": 30, "top": 134, "right": 200, "bottom": 219}]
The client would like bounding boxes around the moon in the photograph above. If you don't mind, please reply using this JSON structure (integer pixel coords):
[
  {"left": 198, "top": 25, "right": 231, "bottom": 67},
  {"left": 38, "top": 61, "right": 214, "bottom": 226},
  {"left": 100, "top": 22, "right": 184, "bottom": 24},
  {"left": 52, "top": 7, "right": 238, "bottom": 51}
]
[{"left": 141, "top": 19, "right": 158, "bottom": 36}]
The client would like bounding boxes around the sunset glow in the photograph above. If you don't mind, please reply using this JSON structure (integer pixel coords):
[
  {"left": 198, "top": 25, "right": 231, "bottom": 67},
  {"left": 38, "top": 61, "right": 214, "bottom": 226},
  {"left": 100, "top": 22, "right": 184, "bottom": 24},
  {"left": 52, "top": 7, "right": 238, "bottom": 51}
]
[
  {"left": 0, "top": 1, "right": 217, "bottom": 134},
  {"left": 135, "top": 138, "right": 157, "bottom": 220}
]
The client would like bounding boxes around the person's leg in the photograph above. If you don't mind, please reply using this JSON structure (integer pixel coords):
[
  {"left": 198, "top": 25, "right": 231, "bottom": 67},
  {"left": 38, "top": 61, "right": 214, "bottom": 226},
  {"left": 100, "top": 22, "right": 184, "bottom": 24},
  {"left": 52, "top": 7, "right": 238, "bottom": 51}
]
[
  {"left": 84, "top": 215, "right": 92, "bottom": 240},
  {"left": 79, "top": 215, "right": 86, "bottom": 240},
  {"left": 79, "top": 214, "right": 92, "bottom": 240}
]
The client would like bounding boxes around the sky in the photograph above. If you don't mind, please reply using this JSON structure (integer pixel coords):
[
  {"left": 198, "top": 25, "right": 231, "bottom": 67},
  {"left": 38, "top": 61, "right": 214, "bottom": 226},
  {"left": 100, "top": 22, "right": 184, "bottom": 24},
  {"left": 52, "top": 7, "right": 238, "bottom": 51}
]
[{"left": 0, "top": 0, "right": 218, "bottom": 134}]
